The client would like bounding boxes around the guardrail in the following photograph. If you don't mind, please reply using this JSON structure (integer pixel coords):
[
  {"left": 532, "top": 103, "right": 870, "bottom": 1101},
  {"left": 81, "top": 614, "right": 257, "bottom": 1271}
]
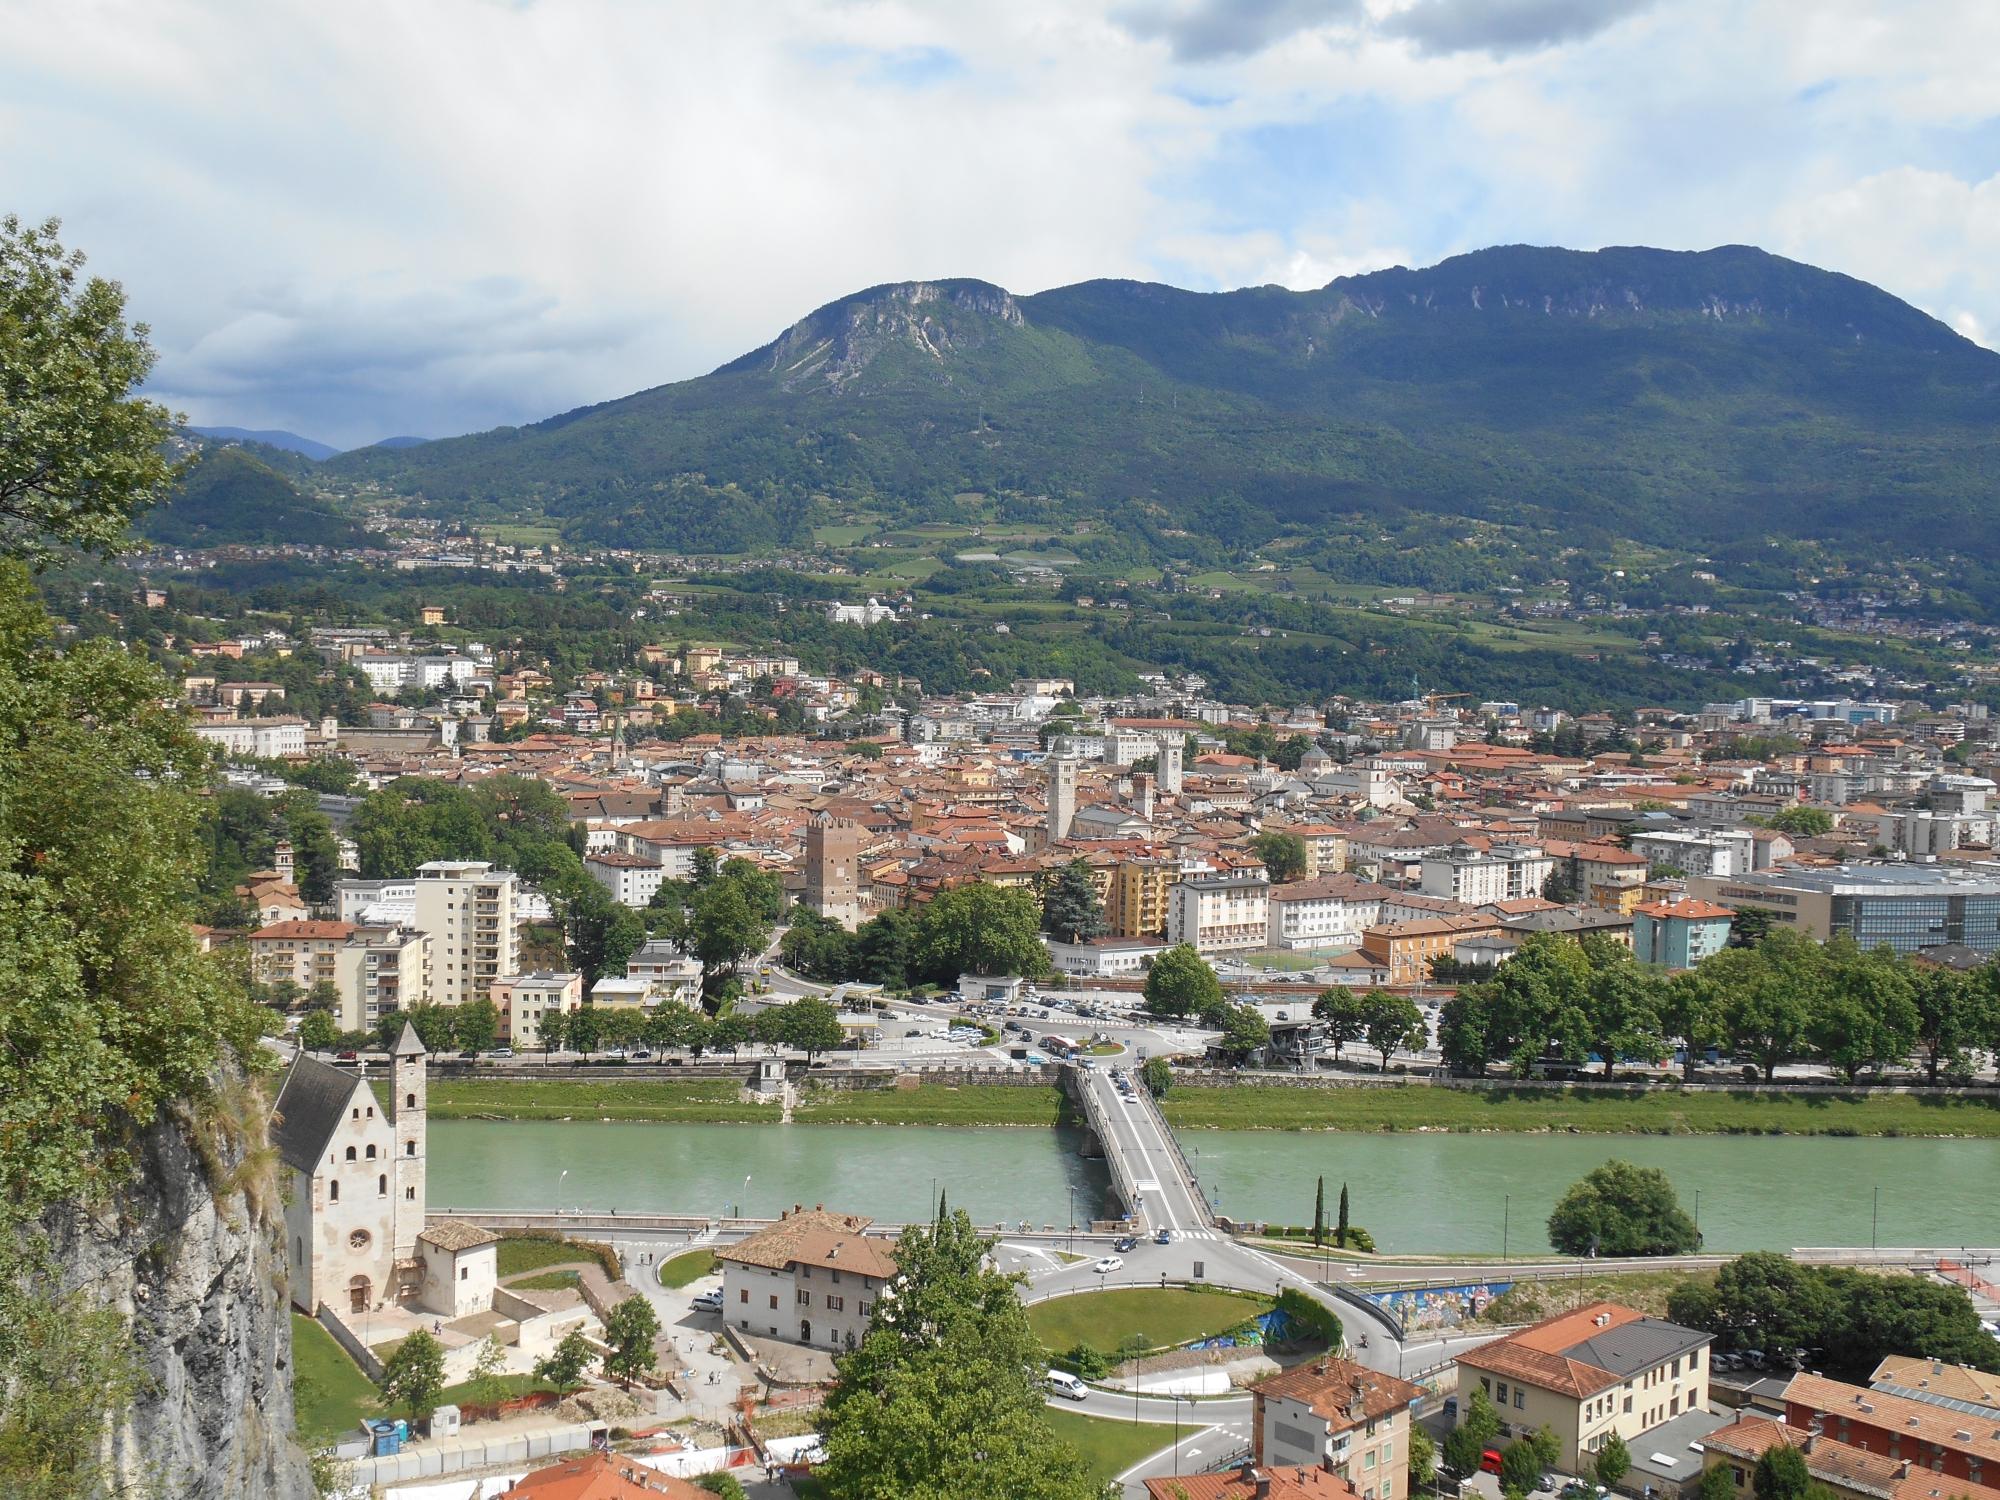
[{"left": 1134, "top": 1081, "right": 1217, "bottom": 1229}]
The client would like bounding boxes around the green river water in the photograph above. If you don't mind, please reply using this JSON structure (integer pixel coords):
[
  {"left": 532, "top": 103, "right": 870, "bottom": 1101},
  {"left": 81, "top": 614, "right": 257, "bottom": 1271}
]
[{"left": 430, "top": 1120, "right": 2000, "bottom": 1254}]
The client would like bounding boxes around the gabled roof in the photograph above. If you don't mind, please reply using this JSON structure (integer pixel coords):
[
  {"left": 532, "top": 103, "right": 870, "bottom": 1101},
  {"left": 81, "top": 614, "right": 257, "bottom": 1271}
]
[
  {"left": 270, "top": 1053, "right": 368, "bottom": 1173},
  {"left": 1459, "top": 1302, "right": 1707, "bottom": 1400},
  {"left": 1252, "top": 1357, "right": 1423, "bottom": 1433}
]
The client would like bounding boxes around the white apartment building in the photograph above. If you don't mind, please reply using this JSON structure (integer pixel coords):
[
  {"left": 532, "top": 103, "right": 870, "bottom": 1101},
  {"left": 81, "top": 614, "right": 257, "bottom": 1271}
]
[
  {"left": 1419, "top": 844, "right": 1555, "bottom": 905},
  {"left": 718, "top": 1206, "right": 898, "bottom": 1353},
  {"left": 1167, "top": 874, "right": 1272, "bottom": 954},
  {"left": 335, "top": 879, "right": 417, "bottom": 926},
  {"left": 339, "top": 925, "right": 431, "bottom": 1033},
  {"left": 193, "top": 716, "right": 309, "bottom": 758},
  {"left": 584, "top": 850, "right": 670, "bottom": 908},
  {"left": 354, "top": 653, "right": 481, "bottom": 694},
  {"left": 411, "top": 861, "right": 518, "bottom": 1008},
  {"left": 1265, "top": 875, "right": 1393, "bottom": 951},
  {"left": 625, "top": 940, "right": 703, "bottom": 1005},
  {"left": 495, "top": 972, "right": 581, "bottom": 1047},
  {"left": 1628, "top": 830, "right": 1752, "bottom": 879}
]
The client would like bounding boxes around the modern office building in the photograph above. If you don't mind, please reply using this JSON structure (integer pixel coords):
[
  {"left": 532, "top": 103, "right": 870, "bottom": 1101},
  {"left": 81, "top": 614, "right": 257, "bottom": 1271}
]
[{"left": 1689, "top": 864, "right": 2000, "bottom": 955}]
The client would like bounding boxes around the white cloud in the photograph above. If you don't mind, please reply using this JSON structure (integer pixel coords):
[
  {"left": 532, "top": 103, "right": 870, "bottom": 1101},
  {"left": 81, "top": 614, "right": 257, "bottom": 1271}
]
[{"left": 1, "top": 0, "right": 1996, "bottom": 443}]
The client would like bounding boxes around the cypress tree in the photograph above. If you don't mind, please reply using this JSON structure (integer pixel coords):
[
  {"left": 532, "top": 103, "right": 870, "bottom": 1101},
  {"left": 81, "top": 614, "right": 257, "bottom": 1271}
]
[
  {"left": 1313, "top": 1176, "right": 1326, "bottom": 1247},
  {"left": 1337, "top": 1182, "right": 1350, "bottom": 1249}
]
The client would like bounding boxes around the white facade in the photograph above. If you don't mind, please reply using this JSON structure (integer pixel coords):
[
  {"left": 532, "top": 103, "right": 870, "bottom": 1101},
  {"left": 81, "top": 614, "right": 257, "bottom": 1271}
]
[
  {"left": 584, "top": 851, "right": 670, "bottom": 908},
  {"left": 1628, "top": 831, "right": 1750, "bottom": 879},
  {"left": 1419, "top": 844, "right": 1555, "bottom": 905},
  {"left": 194, "top": 716, "right": 309, "bottom": 758},
  {"left": 1266, "top": 878, "right": 1388, "bottom": 951},
  {"left": 411, "top": 861, "right": 519, "bottom": 1008},
  {"left": 1167, "top": 874, "right": 1271, "bottom": 954}
]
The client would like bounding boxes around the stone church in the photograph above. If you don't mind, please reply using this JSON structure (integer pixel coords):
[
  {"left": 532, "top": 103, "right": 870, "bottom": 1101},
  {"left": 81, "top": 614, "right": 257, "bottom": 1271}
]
[{"left": 274, "top": 1020, "right": 494, "bottom": 1316}]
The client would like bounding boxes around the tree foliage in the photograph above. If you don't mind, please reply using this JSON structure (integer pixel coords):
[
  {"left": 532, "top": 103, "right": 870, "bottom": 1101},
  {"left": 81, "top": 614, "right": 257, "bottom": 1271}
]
[
  {"left": 1038, "top": 860, "right": 1105, "bottom": 945},
  {"left": 601, "top": 1295, "right": 661, "bottom": 1389},
  {"left": 1143, "top": 944, "right": 1223, "bottom": 1021},
  {"left": 379, "top": 1329, "right": 447, "bottom": 1424},
  {"left": 1249, "top": 831, "right": 1309, "bottom": 884},
  {"left": 911, "top": 882, "right": 1050, "bottom": 982},
  {"left": 1547, "top": 1160, "right": 1699, "bottom": 1256}
]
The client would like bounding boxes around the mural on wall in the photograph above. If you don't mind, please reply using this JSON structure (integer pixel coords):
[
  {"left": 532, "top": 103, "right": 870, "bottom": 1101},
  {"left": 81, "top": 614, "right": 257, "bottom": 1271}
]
[{"left": 1368, "top": 1281, "right": 1512, "bottom": 1331}]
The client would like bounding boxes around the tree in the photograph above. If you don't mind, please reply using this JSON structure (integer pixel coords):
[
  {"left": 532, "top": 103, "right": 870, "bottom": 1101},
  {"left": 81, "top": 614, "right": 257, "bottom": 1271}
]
[
  {"left": 1761, "top": 806, "right": 1835, "bottom": 838},
  {"left": 1708, "top": 928, "right": 1825, "bottom": 1081},
  {"left": 1215, "top": 1001, "right": 1270, "bottom": 1061},
  {"left": 1313, "top": 1176, "right": 1327, "bottom": 1248},
  {"left": 779, "top": 996, "right": 846, "bottom": 1062},
  {"left": 378, "top": 1328, "right": 447, "bottom": 1425},
  {"left": 283, "top": 792, "right": 342, "bottom": 906},
  {"left": 1408, "top": 1425, "right": 1437, "bottom": 1491},
  {"left": 912, "top": 882, "right": 1050, "bottom": 982},
  {"left": 683, "top": 877, "right": 772, "bottom": 1002},
  {"left": 1912, "top": 967, "right": 1994, "bottom": 1085},
  {"left": 538, "top": 1008, "right": 569, "bottom": 1058},
  {"left": 533, "top": 1328, "right": 595, "bottom": 1395},
  {"left": 454, "top": 997, "right": 501, "bottom": 1053},
  {"left": 1595, "top": 1433, "right": 1631, "bottom": 1490},
  {"left": 1337, "top": 1182, "right": 1351, "bottom": 1249},
  {"left": 1312, "top": 986, "right": 1372, "bottom": 1060},
  {"left": 1441, "top": 1388, "right": 1502, "bottom": 1481},
  {"left": 1697, "top": 1464, "right": 1740, "bottom": 1500},
  {"left": 1249, "top": 831, "right": 1309, "bottom": 884},
  {"left": 1139, "top": 1056, "right": 1172, "bottom": 1095},
  {"left": 1660, "top": 970, "right": 1722, "bottom": 1079},
  {"left": 1809, "top": 937, "right": 1917, "bottom": 1082},
  {"left": 1144, "top": 944, "right": 1222, "bottom": 1021},
  {"left": 854, "top": 908, "right": 916, "bottom": 988},
  {"left": 1500, "top": 1440, "right": 1543, "bottom": 1496},
  {"left": 1754, "top": 1445, "right": 1813, "bottom": 1500},
  {"left": 1546, "top": 1160, "right": 1699, "bottom": 1256},
  {"left": 1038, "top": 860, "right": 1105, "bottom": 944},
  {"left": 298, "top": 1010, "right": 339, "bottom": 1051},
  {"left": 816, "top": 1209, "right": 1099, "bottom": 1499},
  {"left": 601, "top": 1294, "right": 661, "bottom": 1389},
  {"left": 1728, "top": 907, "right": 1774, "bottom": 948},
  {"left": 1365, "top": 992, "right": 1427, "bottom": 1073},
  {"left": 780, "top": 909, "right": 858, "bottom": 982},
  {"left": 1578, "top": 937, "right": 1668, "bottom": 1077},
  {"left": 468, "top": 1334, "right": 509, "bottom": 1409},
  {"left": 0, "top": 215, "right": 180, "bottom": 558},
  {"left": 697, "top": 1474, "right": 748, "bottom": 1499}
]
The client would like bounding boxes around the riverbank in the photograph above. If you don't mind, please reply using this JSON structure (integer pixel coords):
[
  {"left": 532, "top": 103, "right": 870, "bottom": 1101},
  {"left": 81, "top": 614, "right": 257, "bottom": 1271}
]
[
  {"left": 1159, "top": 1083, "right": 2000, "bottom": 1137},
  {"left": 430, "top": 1078, "right": 1069, "bottom": 1126}
]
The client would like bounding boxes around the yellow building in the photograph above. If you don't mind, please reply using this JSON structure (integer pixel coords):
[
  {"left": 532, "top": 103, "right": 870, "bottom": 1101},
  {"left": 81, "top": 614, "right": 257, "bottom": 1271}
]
[{"left": 1110, "top": 859, "right": 1176, "bottom": 939}]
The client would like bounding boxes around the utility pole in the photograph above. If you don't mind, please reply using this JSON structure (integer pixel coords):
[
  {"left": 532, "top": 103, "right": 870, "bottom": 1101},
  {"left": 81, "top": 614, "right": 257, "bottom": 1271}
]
[{"left": 1502, "top": 1194, "right": 1510, "bottom": 1261}]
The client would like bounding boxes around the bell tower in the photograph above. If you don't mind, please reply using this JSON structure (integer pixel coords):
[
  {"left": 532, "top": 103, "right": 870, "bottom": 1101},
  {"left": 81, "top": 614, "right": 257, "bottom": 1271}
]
[{"left": 391, "top": 1018, "right": 427, "bottom": 1262}]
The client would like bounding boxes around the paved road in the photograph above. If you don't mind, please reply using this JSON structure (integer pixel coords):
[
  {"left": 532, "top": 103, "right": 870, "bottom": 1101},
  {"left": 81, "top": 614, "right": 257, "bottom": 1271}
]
[{"left": 1075, "top": 1061, "right": 1216, "bottom": 1237}]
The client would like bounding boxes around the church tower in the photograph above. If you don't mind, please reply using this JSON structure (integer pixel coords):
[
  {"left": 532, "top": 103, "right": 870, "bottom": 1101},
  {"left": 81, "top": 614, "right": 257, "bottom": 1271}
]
[{"left": 390, "top": 1018, "right": 428, "bottom": 1263}]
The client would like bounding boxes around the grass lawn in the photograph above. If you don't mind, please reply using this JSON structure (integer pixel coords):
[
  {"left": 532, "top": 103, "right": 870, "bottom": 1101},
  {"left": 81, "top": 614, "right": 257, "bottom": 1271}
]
[
  {"left": 430, "top": 1078, "right": 772, "bottom": 1123},
  {"left": 1085, "top": 1041, "right": 1124, "bottom": 1056},
  {"left": 292, "top": 1312, "right": 378, "bottom": 1445},
  {"left": 1473, "top": 1268, "right": 1714, "bottom": 1325},
  {"left": 1159, "top": 1084, "right": 2000, "bottom": 1137},
  {"left": 1029, "top": 1288, "right": 1271, "bottom": 1356},
  {"left": 793, "top": 1084, "right": 1066, "bottom": 1126},
  {"left": 499, "top": 1236, "right": 593, "bottom": 1277},
  {"left": 1044, "top": 1409, "right": 1178, "bottom": 1489},
  {"left": 659, "top": 1248, "right": 717, "bottom": 1287},
  {"left": 512, "top": 1269, "right": 581, "bottom": 1292}
]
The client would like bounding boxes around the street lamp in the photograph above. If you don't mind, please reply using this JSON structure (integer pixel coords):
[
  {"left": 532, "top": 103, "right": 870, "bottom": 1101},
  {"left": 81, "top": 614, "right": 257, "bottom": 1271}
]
[
  {"left": 740, "top": 1174, "right": 752, "bottom": 1220},
  {"left": 1068, "top": 1184, "right": 1076, "bottom": 1254},
  {"left": 558, "top": 1168, "right": 568, "bottom": 1217},
  {"left": 1502, "top": 1194, "right": 1510, "bottom": 1261}
]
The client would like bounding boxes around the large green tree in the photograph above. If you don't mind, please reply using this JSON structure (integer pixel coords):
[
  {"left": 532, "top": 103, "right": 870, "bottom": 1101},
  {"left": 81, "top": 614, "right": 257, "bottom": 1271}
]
[
  {"left": 601, "top": 1295, "right": 661, "bottom": 1389},
  {"left": 1911, "top": 967, "right": 1995, "bottom": 1085},
  {"left": 1546, "top": 1160, "right": 1699, "bottom": 1256},
  {"left": 1249, "top": 830, "right": 1309, "bottom": 884},
  {"left": 1312, "top": 986, "right": 1373, "bottom": 1059},
  {"left": 816, "top": 1210, "right": 1099, "bottom": 1499},
  {"left": 1364, "top": 991, "right": 1427, "bottom": 1073},
  {"left": 912, "top": 882, "right": 1049, "bottom": 982},
  {"left": 1143, "top": 943, "right": 1224, "bottom": 1021},
  {"left": 778, "top": 996, "right": 846, "bottom": 1062},
  {"left": 378, "top": 1328, "right": 447, "bottom": 1425},
  {"left": 1038, "top": 860, "right": 1105, "bottom": 945}
]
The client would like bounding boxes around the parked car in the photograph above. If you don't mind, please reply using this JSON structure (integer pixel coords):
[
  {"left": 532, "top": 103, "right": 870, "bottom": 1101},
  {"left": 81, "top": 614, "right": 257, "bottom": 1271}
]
[
  {"left": 335, "top": 1049, "right": 358, "bottom": 1061},
  {"left": 691, "top": 1290, "right": 724, "bottom": 1312},
  {"left": 490, "top": 1048, "right": 513, "bottom": 1059},
  {"left": 1093, "top": 1256, "right": 1124, "bottom": 1274},
  {"left": 1480, "top": 1450, "right": 1505, "bottom": 1476},
  {"left": 457, "top": 1049, "right": 479, "bottom": 1060},
  {"left": 631, "top": 1050, "right": 652, "bottom": 1061},
  {"left": 1113, "top": 1235, "right": 1138, "bottom": 1252}
]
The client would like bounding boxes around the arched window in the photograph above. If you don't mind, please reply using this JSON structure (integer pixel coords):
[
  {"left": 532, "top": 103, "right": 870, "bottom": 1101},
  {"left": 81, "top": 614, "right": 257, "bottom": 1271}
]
[
  {"left": 405, "top": 1093, "right": 416, "bottom": 1109},
  {"left": 405, "top": 1141, "right": 416, "bottom": 1156},
  {"left": 365, "top": 1144, "right": 376, "bottom": 1159},
  {"left": 344, "top": 1146, "right": 356, "bottom": 1162},
  {"left": 328, "top": 1180, "right": 339, "bottom": 1202},
  {"left": 377, "top": 1173, "right": 387, "bottom": 1197}
]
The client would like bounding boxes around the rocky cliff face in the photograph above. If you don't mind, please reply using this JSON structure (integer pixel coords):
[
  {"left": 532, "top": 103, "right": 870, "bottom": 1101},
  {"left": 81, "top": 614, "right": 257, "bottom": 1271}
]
[{"left": 35, "top": 1081, "right": 315, "bottom": 1500}]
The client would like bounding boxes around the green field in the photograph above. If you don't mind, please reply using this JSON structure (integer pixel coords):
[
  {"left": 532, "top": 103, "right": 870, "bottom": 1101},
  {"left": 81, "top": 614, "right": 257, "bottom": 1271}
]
[
  {"left": 430, "top": 1078, "right": 773, "bottom": 1123},
  {"left": 659, "top": 1248, "right": 717, "bottom": 1287},
  {"left": 1159, "top": 1084, "right": 2000, "bottom": 1137},
  {"left": 292, "top": 1312, "right": 379, "bottom": 1445},
  {"left": 793, "top": 1083, "right": 1067, "bottom": 1126},
  {"left": 511, "top": 1269, "right": 581, "bottom": 1291},
  {"left": 1028, "top": 1288, "right": 1271, "bottom": 1356},
  {"left": 497, "top": 1236, "right": 594, "bottom": 1276},
  {"left": 1043, "top": 1409, "right": 1177, "bottom": 1489}
]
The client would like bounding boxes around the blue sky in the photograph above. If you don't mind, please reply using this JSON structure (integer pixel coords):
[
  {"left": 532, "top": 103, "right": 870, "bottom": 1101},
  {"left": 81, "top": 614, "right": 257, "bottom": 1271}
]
[{"left": 2, "top": 0, "right": 1995, "bottom": 449}]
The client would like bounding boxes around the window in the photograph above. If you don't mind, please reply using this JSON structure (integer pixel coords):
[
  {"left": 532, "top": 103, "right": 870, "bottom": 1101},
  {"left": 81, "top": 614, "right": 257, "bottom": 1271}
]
[
  {"left": 831, "top": 1269, "right": 841, "bottom": 1284},
  {"left": 406, "top": 1141, "right": 416, "bottom": 1155},
  {"left": 406, "top": 1186, "right": 415, "bottom": 1201},
  {"left": 345, "top": 1146, "right": 357, "bottom": 1162},
  {"left": 1384, "top": 1441, "right": 1393, "bottom": 1462},
  {"left": 461, "top": 1266, "right": 469, "bottom": 1281},
  {"left": 1624, "top": 1396, "right": 1633, "bottom": 1414},
  {"left": 365, "top": 1145, "right": 376, "bottom": 1159},
  {"left": 860, "top": 1302, "right": 872, "bottom": 1317},
  {"left": 349, "top": 1229, "right": 370, "bottom": 1250},
  {"left": 377, "top": 1173, "right": 387, "bottom": 1196},
  {"left": 405, "top": 1093, "right": 416, "bottom": 1109},
  {"left": 740, "top": 1289, "right": 749, "bottom": 1304},
  {"left": 1514, "top": 1391, "right": 1524, "bottom": 1409},
  {"left": 329, "top": 1180, "right": 339, "bottom": 1201},
  {"left": 827, "top": 1296, "right": 844, "bottom": 1312},
  {"left": 797, "top": 1290, "right": 811, "bottom": 1307},
  {"left": 1497, "top": 1383, "right": 1508, "bottom": 1403},
  {"left": 769, "top": 1295, "right": 778, "bottom": 1310},
  {"left": 1365, "top": 1452, "right": 1377, "bottom": 1470}
]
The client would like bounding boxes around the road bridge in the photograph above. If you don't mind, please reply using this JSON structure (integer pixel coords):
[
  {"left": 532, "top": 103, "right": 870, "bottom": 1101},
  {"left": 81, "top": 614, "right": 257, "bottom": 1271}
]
[{"left": 1066, "top": 1061, "right": 1214, "bottom": 1235}]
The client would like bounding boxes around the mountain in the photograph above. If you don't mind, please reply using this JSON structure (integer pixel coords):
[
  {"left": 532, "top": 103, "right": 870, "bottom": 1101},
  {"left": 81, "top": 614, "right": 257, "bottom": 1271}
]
[
  {"left": 328, "top": 245, "right": 2000, "bottom": 557},
  {"left": 363, "top": 434, "right": 431, "bottom": 449},
  {"left": 143, "top": 446, "right": 371, "bottom": 548},
  {"left": 188, "top": 425, "right": 341, "bottom": 461}
]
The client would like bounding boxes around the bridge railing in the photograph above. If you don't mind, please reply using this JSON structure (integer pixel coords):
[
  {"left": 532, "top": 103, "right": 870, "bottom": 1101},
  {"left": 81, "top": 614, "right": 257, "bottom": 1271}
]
[{"left": 1134, "top": 1081, "right": 1215, "bottom": 1228}]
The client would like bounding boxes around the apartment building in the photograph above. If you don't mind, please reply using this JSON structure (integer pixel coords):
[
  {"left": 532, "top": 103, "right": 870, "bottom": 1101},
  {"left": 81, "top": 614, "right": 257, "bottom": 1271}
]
[
  {"left": 584, "top": 850, "right": 671, "bottom": 908},
  {"left": 718, "top": 1206, "right": 897, "bottom": 1353},
  {"left": 1167, "top": 874, "right": 1272, "bottom": 955},
  {"left": 1781, "top": 1372, "right": 2000, "bottom": 1490},
  {"left": 1265, "top": 875, "right": 1394, "bottom": 951},
  {"left": 412, "top": 860, "right": 518, "bottom": 1008},
  {"left": 495, "top": 972, "right": 582, "bottom": 1048},
  {"left": 1631, "top": 898, "right": 1735, "bottom": 967},
  {"left": 1700, "top": 1416, "right": 2000, "bottom": 1500},
  {"left": 1360, "top": 914, "right": 1502, "bottom": 984},
  {"left": 1252, "top": 1358, "right": 1423, "bottom": 1500},
  {"left": 339, "top": 924, "right": 431, "bottom": 1033},
  {"left": 1420, "top": 843, "right": 1555, "bottom": 905},
  {"left": 1630, "top": 830, "right": 1753, "bottom": 879},
  {"left": 248, "top": 919, "right": 356, "bottom": 992},
  {"left": 1108, "top": 858, "right": 1176, "bottom": 939},
  {"left": 193, "top": 716, "right": 309, "bottom": 758},
  {"left": 1456, "top": 1302, "right": 1712, "bottom": 1472}
]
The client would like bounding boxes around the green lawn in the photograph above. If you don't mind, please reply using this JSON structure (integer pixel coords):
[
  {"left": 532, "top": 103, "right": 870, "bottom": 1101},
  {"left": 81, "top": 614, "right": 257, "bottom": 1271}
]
[
  {"left": 430, "top": 1078, "right": 773, "bottom": 1123},
  {"left": 1028, "top": 1288, "right": 1271, "bottom": 1356},
  {"left": 793, "top": 1084, "right": 1067, "bottom": 1126},
  {"left": 512, "top": 1269, "right": 581, "bottom": 1292},
  {"left": 659, "top": 1248, "right": 717, "bottom": 1287},
  {"left": 1160, "top": 1084, "right": 2000, "bottom": 1137},
  {"left": 292, "top": 1312, "right": 378, "bottom": 1445},
  {"left": 1044, "top": 1409, "right": 1178, "bottom": 1489},
  {"left": 499, "top": 1236, "right": 593, "bottom": 1277}
]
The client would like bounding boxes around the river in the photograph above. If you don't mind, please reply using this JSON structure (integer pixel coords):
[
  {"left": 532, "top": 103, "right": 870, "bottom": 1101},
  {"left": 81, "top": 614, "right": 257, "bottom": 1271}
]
[{"left": 429, "top": 1120, "right": 2000, "bottom": 1254}]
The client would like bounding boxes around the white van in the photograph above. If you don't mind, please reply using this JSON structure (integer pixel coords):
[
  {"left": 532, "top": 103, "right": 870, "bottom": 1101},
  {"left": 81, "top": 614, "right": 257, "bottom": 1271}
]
[{"left": 1045, "top": 1370, "right": 1088, "bottom": 1401}]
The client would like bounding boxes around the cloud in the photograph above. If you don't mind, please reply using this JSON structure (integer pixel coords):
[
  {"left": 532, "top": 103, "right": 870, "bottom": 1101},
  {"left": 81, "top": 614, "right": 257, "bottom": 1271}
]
[
  {"left": 1115, "top": 0, "right": 1361, "bottom": 62},
  {"left": 2, "top": 0, "right": 1997, "bottom": 444},
  {"left": 1381, "top": 0, "right": 1661, "bottom": 56}
]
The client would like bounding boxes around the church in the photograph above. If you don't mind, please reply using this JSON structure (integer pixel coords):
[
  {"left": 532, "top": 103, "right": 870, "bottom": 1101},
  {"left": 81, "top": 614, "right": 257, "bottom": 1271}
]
[{"left": 273, "top": 1021, "right": 496, "bottom": 1317}]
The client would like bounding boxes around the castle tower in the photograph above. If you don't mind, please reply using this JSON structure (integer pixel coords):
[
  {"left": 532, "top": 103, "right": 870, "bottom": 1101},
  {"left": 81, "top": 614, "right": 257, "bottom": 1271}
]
[
  {"left": 1157, "top": 740, "right": 1185, "bottom": 794},
  {"left": 1048, "top": 757, "right": 1078, "bottom": 843},
  {"left": 804, "top": 813, "right": 865, "bottom": 931},
  {"left": 391, "top": 1018, "right": 427, "bottom": 1263},
  {"left": 1132, "top": 771, "right": 1155, "bottom": 822}
]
